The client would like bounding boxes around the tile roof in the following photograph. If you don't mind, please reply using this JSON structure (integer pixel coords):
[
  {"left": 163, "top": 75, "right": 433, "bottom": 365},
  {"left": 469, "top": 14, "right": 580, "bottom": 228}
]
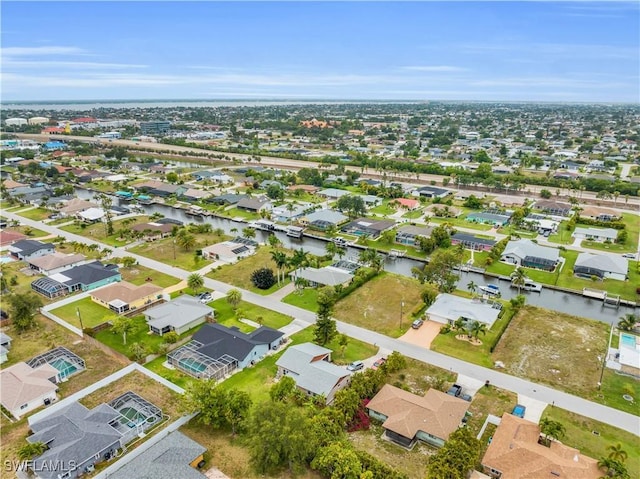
[
  {"left": 0, "top": 362, "right": 58, "bottom": 410},
  {"left": 90, "top": 281, "right": 163, "bottom": 305},
  {"left": 27, "top": 252, "right": 86, "bottom": 271}
]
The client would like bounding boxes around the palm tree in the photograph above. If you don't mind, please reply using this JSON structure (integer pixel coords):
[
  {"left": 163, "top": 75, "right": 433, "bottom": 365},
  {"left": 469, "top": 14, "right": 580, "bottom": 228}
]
[
  {"left": 187, "top": 273, "right": 204, "bottom": 295},
  {"left": 607, "top": 443, "right": 628, "bottom": 463},
  {"left": 226, "top": 288, "right": 242, "bottom": 311},
  {"left": 539, "top": 417, "right": 565, "bottom": 447},
  {"left": 291, "top": 248, "right": 309, "bottom": 268},
  {"left": 270, "top": 250, "right": 289, "bottom": 284},
  {"left": 467, "top": 281, "right": 477, "bottom": 296},
  {"left": 598, "top": 456, "right": 630, "bottom": 479},
  {"left": 17, "top": 442, "right": 47, "bottom": 461},
  {"left": 453, "top": 318, "right": 467, "bottom": 336},
  {"left": 325, "top": 241, "right": 338, "bottom": 260},
  {"left": 268, "top": 233, "right": 282, "bottom": 249},
  {"left": 470, "top": 320, "right": 487, "bottom": 341},
  {"left": 242, "top": 227, "right": 256, "bottom": 239},
  {"left": 617, "top": 314, "right": 638, "bottom": 332},
  {"left": 176, "top": 232, "right": 197, "bottom": 251},
  {"left": 512, "top": 267, "right": 527, "bottom": 294}
]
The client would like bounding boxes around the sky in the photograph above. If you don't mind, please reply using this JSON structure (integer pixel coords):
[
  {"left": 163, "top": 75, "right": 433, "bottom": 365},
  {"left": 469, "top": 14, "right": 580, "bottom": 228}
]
[{"left": 1, "top": 1, "right": 639, "bottom": 103}]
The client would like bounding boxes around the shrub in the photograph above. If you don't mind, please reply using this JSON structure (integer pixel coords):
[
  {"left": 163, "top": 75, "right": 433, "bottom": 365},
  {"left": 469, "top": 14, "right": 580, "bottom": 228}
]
[
  {"left": 250, "top": 267, "right": 276, "bottom": 290},
  {"left": 163, "top": 331, "right": 179, "bottom": 344}
]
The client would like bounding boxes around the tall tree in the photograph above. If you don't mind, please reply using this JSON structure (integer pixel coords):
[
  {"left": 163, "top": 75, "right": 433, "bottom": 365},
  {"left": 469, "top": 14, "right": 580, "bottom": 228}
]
[
  {"left": 7, "top": 293, "right": 42, "bottom": 332},
  {"left": 314, "top": 286, "right": 337, "bottom": 345},
  {"left": 539, "top": 417, "right": 566, "bottom": 446},
  {"left": 96, "top": 193, "right": 114, "bottom": 236},
  {"left": 226, "top": 288, "right": 242, "bottom": 311},
  {"left": 187, "top": 273, "right": 204, "bottom": 295},
  {"left": 183, "top": 382, "right": 252, "bottom": 436},
  {"left": 311, "top": 441, "right": 363, "bottom": 479},
  {"left": 111, "top": 316, "right": 135, "bottom": 345},
  {"left": 512, "top": 267, "right": 527, "bottom": 294},
  {"left": 427, "top": 427, "right": 481, "bottom": 479},
  {"left": 421, "top": 248, "right": 462, "bottom": 292}
]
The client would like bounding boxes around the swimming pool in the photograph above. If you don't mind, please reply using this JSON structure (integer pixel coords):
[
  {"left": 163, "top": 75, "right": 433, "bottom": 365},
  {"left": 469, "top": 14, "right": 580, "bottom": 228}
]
[
  {"left": 620, "top": 333, "right": 638, "bottom": 349},
  {"left": 179, "top": 357, "right": 207, "bottom": 373},
  {"left": 50, "top": 358, "right": 78, "bottom": 379},
  {"left": 0, "top": 256, "right": 15, "bottom": 264}
]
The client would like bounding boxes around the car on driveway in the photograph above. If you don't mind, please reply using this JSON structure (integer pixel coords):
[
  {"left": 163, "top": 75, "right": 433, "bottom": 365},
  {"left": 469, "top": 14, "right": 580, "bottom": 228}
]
[
  {"left": 198, "top": 292, "right": 212, "bottom": 303},
  {"left": 411, "top": 319, "right": 424, "bottom": 329},
  {"left": 446, "top": 384, "right": 463, "bottom": 397},
  {"left": 371, "top": 357, "right": 386, "bottom": 371},
  {"left": 512, "top": 404, "right": 526, "bottom": 418},
  {"left": 347, "top": 361, "right": 364, "bottom": 372}
]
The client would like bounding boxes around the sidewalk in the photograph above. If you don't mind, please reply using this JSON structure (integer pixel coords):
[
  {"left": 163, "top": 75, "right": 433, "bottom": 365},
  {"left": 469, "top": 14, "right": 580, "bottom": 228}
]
[{"left": 267, "top": 282, "right": 295, "bottom": 301}]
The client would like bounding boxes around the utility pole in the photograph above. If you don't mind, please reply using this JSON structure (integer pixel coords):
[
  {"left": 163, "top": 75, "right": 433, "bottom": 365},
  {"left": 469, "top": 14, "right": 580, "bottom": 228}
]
[
  {"left": 399, "top": 300, "right": 405, "bottom": 330},
  {"left": 76, "top": 307, "right": 85, "bottom": 336}
]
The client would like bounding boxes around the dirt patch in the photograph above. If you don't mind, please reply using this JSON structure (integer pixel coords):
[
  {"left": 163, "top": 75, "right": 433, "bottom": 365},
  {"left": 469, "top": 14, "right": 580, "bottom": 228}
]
[
  {"left": 492, "top": 306, "right": 608, "bottom": 396},
  {"left": 399, "top": 321, "right": 442, "bottom": 349}
]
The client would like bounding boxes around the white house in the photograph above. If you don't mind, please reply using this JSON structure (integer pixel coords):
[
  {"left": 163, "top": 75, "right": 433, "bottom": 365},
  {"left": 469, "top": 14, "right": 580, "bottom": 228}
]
[
  {"left": 145, "top": 295, "right": 214, "bottom": 336},
  {"left": 572, "top": 227, "right": 618, "bottom": 243},
  {"left": 425, "top": 294, "right": 501, "bottom": 328},
  {"left": 573, "top": 253, "right": 628, "bottom": 281},
  {"left": 201, "top": 241, "right": 256, "bottom": 263},
  {"left": 0, "top": 362, "right": 59, "bottom": 419}
]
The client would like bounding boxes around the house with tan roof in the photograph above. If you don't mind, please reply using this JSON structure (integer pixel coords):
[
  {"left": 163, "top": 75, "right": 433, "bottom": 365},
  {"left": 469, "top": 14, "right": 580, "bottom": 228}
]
[
  {"left": 131, "top": 222, "right": 174, "bottom": 241},
  {"left": 58, "top": 197, "right": 99, "bottom": 216},
  {"left": 580, "top": 206, "right": 620, "bottom": 222},
  {"left": 366, "top": 384, "right": 469, "bottom": 448},
  {"left": 90, "top": 281, "right": 163, "bottom": 314},
  {"left": 481, "top": 413, "right": 600, "bottom": 479},
  {"left": 27, "top": 252, "right": 87, "bottom": 276},
  {"left": 0, "top": 362, "right": 59, "bottom": 419}
]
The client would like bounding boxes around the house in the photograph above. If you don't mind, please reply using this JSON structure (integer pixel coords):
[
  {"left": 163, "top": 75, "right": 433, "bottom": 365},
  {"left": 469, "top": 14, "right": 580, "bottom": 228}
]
[
  {"left": 317, "top": 188, "right": 350, "bottom": 200},
  {"left": 573, "top": 253, "right": 628, "bottom": 281},
  {"left": 180, "top": 188, "right": 211, "bottom": 202},
  {"left": 77, "top": 207, "right": 106, "bottom": 223},
  {"left": 275, "top": 343, "right": 351, "bottom": 404},
  {"left": 236, "top": 197, "right": 272, "bottom": 212},
  {"left": 271, "top": 203, "right": 308, "bottom": 223},
  {"left": 395, "top": 225, "right": 433, "bottom": 246},
  {"left": 394, "top": 198, "right": 421, "bottom": 210},
  {"left": 501, "top": 239, "right": 559, "bottom": 271},
  {"left": 207, "top": 193, "right": 247, "bottom": 205},
  {"left": 290, "top": 266, "right": 353, "bottom": 287},
  {"left": 301, "top": 209, "right": 348, "bottom": 230},
  {"left": 167, "top": 323, "right": 284, "bottom": 380},
  {"left": 107, "top": 431, "right": 207, "bottom": 479},
  {"left": 413, "top": 186, "right": 450, "bottom": 199},
  {"left": 136, "top": 179, "right": 184, "bottom": 197},
  {"left": 59, "top": 198, "right": 99, "bottom": 217},
  {"left": 341, "top": 217, "right": 396, "bottom": 238},
  {"left": 580, "top": 206, "right": 620, "bottom": 222},
  {"left": 8, "top": 185, "right": 51, "bottom": 204},
  {"left": 572, "top": 226, "right": 618, "bottom": 243},
  {"left": 451, "top": 232, "right": 496, "bottom": 251},
  {"left": 131, "top": 222, "right": 174, "bottom": 241},
  {"left": 287, "top": 184, "right": 320, "bottom": 194},
  {"left": 426, "top": 293, "right": 502, "bottom": 328},
  {"left": 0, "top": 362, "right": 58, "bottom": 419},
  {"left": 481, "top": 414, "right": 600, "bottom": 479},
  {"left": 90, "top": 281, "right": 164, "bottom": 314},
  {"left": 466, "top": 212, "right": 511, "bottom": 227},
  {"left": 618, "top": 332, "right": 640, "bottom": 376},
  {"left": 27, "top": 252, "right": 87, "bottom": 276},
  {"left": 0, "top": 229, "right": 27, "bottom": 247},
  {"left": 367, "top": 384, "right": 469, "bottom": 448},
  {"left": 201, "top": 240, "right": 256, "bottom": 263},
  {"left": 26, "top": 393, "right": 162, "bottom": 479},
  {"left": 361, "top": 194, "right": 382, "bottom": 206},
  {"left": 145, "top": 295, "right": 214, "bottom": 336},
  {"left": 0, "top": 332, "right": 12, "bottom": 364},
  {"left": 534, "top": 200, "right": 572, "bottom": 217},
  {"left": 8, "top": 239, "right": 55, "bottom": 261},
  {"left": 31, "top": 261, "right": 121, "bottom": 298}
]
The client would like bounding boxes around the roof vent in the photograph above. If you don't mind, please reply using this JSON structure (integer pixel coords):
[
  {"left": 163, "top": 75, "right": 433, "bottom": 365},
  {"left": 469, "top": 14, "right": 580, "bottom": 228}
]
[{"left": 550, "top": 471, "right": 560, "bottom": 477}]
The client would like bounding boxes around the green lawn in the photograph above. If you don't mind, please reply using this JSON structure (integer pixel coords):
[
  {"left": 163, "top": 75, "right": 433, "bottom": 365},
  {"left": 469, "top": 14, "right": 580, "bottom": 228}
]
[
  {"left": 430, "top": 303, "right": 515, "bottom": 368},
  {"left": 402, "top": 209, "right": 425, "bottom": 219},
  {"left": 550, "top": 213, "right": 639, "bottom": 254},
  {"left": 15, "top": 207, "right": 51, "bottom": 221},
  {"left": 369, "top": 201, "right": 398, "bottom": 216},
  {"left": 593, "top": 369, "right": 640, "bottom": 416},
  {"left": 430, "top": 216, "right": 493, "bottom": 231},
  {"left": 11, "top": 225, "right": 49, "bottom": 238},
  {"left": 222, "top": 207, "right": 260, "bottom": 220},
  {"left": 542, "top": 407, "right": 640, "bottom": 479},
  {"left": 50, "top": 297, "right": 117, "bottom": 329},
  {"left": 145, "top": 356, "right": 195, "bottom": 389},
  {"left": 119, "top": 265, "right": 180, "bottom": 288},
  {"left": 211, "top": 298, "right": 293, "bottom": 330},
  {"left": 60, "top": 216, "right": 153, "bottom": 247},
  {"left": 282, "top": 288, "right": 320, "bottom": 312}
]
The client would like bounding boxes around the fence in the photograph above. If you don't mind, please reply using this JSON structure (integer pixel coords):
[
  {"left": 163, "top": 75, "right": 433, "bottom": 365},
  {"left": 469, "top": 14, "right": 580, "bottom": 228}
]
[{"left": 39, "top": 308, "right": 83, "bottom": 337}]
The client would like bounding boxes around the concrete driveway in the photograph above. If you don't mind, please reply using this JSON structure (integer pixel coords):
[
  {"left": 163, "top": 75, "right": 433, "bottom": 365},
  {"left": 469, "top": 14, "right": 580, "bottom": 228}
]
[
  {"left": 456, "top": 375, "right": 487, "bottom": 397},
  {"left": 399, "top": 320, "right": 441, "bottom": 349},
  {"left": 516, "top": 394, "right": 549, "bottom": 424}
]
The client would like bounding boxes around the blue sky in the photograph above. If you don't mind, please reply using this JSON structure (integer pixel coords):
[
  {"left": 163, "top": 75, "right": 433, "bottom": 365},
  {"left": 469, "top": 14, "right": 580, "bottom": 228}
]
[{"left": 1, "top": 1, "right": 638, "bottom": 102}]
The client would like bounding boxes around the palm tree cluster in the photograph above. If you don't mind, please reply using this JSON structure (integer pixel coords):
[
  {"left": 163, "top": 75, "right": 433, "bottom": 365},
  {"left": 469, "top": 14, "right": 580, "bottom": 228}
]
[
  {"left": 617, "top": 314, "right": 638, "bottom": 332},
  {"left": 271, "top": 248, "right": 312, "bottom": 285},
  {"left": 597, "top": 443, "right": 630, "bottom": 479}
]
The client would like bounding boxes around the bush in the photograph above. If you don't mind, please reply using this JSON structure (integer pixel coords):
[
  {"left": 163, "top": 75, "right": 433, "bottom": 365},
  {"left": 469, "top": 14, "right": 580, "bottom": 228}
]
[
  {"left": 250, "top": 267, "right": 277, "bottom": 290},
  {"left": 163, "top": 331, "right": 179, "bottom": 344},
  {"left": 489, "top": 307, "right": 517, "bottom": 353}
]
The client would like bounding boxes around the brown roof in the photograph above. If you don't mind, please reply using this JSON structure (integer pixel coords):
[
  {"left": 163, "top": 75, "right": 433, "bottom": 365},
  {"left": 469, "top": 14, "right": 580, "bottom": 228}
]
[
  {"left": 27, "top": 252, "right": 86, "bottom": 271},
  {"left": 367, "top": 384, "right": 468, "bottom": 441},
  {"left": 580, "top": 206, "right": 619, "bottom": 218},
  {"left": 0, "top": 362, "right": 59, "bottom": 410},
  {"left": 59, "top": 198, "right": 98, "bottom": 214},
  {"left": 0, "top": 230, "right": 27, "bottom": 247},
  {"left": 287, "top": 184, "right": 321, "bottom": 193},
  {"left": 90, "top": 281, "right": 163, "bottom": 304},
  {"left": 131, "top": 222, "right": 174, "bottom": 234},
  {"left": 2, "top": 179, "right": 26, "bottom": 190},
  {"left": 481, "top": 414, "right": 600, "bottom": 479}
]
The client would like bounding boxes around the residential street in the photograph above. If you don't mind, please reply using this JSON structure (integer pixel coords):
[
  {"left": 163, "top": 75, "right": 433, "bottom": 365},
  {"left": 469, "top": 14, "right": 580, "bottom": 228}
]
[{"left": 4, "top": 210, "right": 639, "bottom": 436}]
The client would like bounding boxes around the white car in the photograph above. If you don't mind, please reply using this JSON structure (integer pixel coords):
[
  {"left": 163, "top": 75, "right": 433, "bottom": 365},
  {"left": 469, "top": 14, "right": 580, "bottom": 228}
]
[{"left": 622, "top": 253, "right": 637, "bottom": 259}]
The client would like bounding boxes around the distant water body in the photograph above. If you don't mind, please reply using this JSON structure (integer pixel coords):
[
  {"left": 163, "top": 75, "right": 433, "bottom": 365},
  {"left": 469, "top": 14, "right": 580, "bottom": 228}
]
[{"left": 2, "top": 99, "right": 423, "bottom": 111}]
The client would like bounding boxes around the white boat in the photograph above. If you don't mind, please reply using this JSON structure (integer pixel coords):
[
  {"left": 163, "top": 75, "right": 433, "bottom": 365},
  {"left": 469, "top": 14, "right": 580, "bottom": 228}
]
[
  {"left": 479, "top": 284, "right": 501, "bottom": 296},
  {"left": 511, "top": 278, "right": 542, "bottom": 292}
]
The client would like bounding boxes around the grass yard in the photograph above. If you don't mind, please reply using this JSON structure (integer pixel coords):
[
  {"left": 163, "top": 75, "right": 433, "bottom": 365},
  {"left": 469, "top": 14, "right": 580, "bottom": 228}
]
[
  {"left": 369, "top": 201, "right": 399, "bottom": 216},
  {"left": 208, "top": 247, "right": 293, "bottom": 295},
  {"left": 0, "top": 315, "right": 129, "bottom": 471},
  {"left": 430, "top": 216, "right": 494, "bottom": 231},
  {"left": 386, "top": 357, "right": 456, "bottom": 394},
  {"left": 119, "top": 265, "right": 181, "bottom": 288},
  {"left": 128, "top": 230, "right": 228, "bottom": 271},
  {"left": 60, "top": 216, "right": 153, "bottom": 247},
  {"left": 282, "top": 288, "right": 320, "bottom": 312},
  {"left": 50, "top": 297, "right": 118, "bottom": 329},
  {"left": 466, "top": 386, "right": 518, "bottom": 439},
  {"left": 15, "top": 207, "right": 52, "bottom": 221},
  {"left": 333, "top": 272, "right": 424, "bottom": 337},
  {"left": 211, "top": 298, "right": 293, "bottom": 330},
  {"left": 594, "top": 369, "right": 640, "bottom": 416},
  {"left": 222, "top": 207, "right": 260, "bottom": 221},
  {"left": 542, "top": 406, "right": 640, "bottom": 479},
  {"left": 492, "top": 306, "right": 609, "bottom": 402},
  {"left": 10, "top": 224, "right": 49, "bottom": 238},
  {"left": 402, "top": 210, "right": 425, "bottom": 219},
  {"left": 0, "top": 261, "right": 69, "bottom": 305},
  {"left": 430, "top": 304, "right": 516, "bottom": 368}
]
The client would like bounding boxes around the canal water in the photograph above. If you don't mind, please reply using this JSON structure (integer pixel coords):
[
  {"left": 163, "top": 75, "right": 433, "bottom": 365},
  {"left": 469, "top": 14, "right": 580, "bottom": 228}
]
[{"left": 76, "top": 188, "right": 638, "bottom": 324}]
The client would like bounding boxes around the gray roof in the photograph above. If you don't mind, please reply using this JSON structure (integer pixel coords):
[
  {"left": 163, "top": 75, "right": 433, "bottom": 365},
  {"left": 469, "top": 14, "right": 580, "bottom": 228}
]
[
  {"left": 108, "top": 431, "right": 206, "bottom": 479},
  {"left": 0, "top": 332, "right": 11, "bottom": 346},
  {"left": 276, "top": 343, "right": 349, "bottom": 397},
  {"left": 291, "top": 266, "right": 353, "bottom": 286},
  {"left": 28, "top": 402, "right": 122, "bottom": 479},
  {"left": 145, "top": 295, "right": 213, "bottom": 330},
  {"left": 502, "top": 239, "right": 559, "bottom": 262},
  {"left": 236, "top": 197, "right": 271, "bottom": 210},
  {"left": 48, "top": 261, "right": 120, "bottom": 288},
  {"left": 318, "top": 188, "right": 350, "bottom": 198},
  {"left": 191, "top": 323, "right": 284, "bottom": 363},
  {"left": 574, "top": 253, "right": 628, "bottom": 276},
  {"left": 426, "top": 294, "right": 501, "bottom": 327},
  {"left": 306, "top": 209, "right": 348, "bottom": 225},
  {"left": 396, "top": 225, "right": 433, "bottom": 237},
  {"left": 8, "top": 239, "right": 53, "bottom": 256},
  {"left": 573, "top": 226, "right": 618, "bottom": 240}
]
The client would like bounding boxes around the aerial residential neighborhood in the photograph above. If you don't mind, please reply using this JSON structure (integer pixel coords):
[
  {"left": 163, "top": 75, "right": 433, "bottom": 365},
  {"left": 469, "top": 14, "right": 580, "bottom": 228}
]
[{"left": 1, "top": 1, "right": 639, "bottom": 479}]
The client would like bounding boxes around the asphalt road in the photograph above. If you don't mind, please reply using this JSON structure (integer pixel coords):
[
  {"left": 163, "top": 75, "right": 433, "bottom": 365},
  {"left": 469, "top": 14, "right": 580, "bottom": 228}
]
[{"left": 4, "top": 210, "right": 639, "bottom": 436}]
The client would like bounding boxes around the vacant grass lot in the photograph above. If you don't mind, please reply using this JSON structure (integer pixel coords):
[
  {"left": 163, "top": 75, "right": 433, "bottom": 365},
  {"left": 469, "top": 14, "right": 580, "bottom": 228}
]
[
  {"left": 119, "top": 265, "right": 180, "bottom": 288},
  {"left": 129, "top": 230, "right": 229, "bottom": 271},
  {"left": 282, "top": 287, "right": 320, "bottom": 312},
  {"left": 15, "top": 207, "right": 51, "bottom": 221},
  {"left": 493, "top": 306, "right": 608, "bottom": 399},
  {"left": 430, "top": 216, "right": 493, "bottom": 231},
  {"left": 60, "top": 216, "right": 153, "bottom": 247},
  {"left": 211, "top": 298, "right": 293, "bottom": 331},
  {"left": 51, "top": 296, "right": 118, "bottom": 329},
  {"left": 0, "top": 315, "right": 128, "bottom": 471},
  {"left": 208, "top": 247, "right": 292, "bottom": 295},
  {"left": 542, "top": 406, "right": 640, "bottom": 479},
  {"left": 333, "top": 272, "right": 424, "bottom": 337}
]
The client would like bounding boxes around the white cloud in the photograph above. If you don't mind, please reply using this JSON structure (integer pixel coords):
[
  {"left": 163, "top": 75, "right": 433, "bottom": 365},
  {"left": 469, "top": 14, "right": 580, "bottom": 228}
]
[
  {"left": 4, "top": 60, "right": 147, "bottom": 69},
  {"left": 401, "top": 66, "right": 469, "bottom": 72},
  {"left": 1, "top": 46, "right": 86, "bottom": 56}
]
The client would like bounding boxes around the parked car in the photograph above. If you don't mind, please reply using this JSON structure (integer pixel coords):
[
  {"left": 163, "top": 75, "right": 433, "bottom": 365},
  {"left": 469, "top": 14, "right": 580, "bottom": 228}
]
[
  {"left": 411, "top": 319, "right": 424, "bottom": 329},
  {"left": 371, "top": 357, "right": 387, "bottom": 371},
  {"left": 198, "top": 292, "right": 212, "bottom": 303},
  {"left": 347, "top": 361, "right": 364, "bottom": 371},
  {"left": 446, "top": 384, "right": 463, "bottom": 397},
  {"left": 512, "top": 404, "right": 526, "bottom": 418},
  {"left": 622, "top": 253, "right": 637, "bottom": 259}
]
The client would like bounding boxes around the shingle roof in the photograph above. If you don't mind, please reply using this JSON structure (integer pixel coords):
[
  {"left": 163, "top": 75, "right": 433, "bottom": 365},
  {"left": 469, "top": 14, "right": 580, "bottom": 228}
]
[
  {"left": 574, "top": 253, "right": 628, "bottom": 276},
  {"left": 145, "top": 295, "right": 213, "bottom": 330},
  {"left": 191, "top": 323, "right": 283, "bottom": 363},
  {"left": 305, "top": 209, "right": 348, "bottom": 225},
  {"left": 502, "top": 239, "right": 559, "bottom": 262},
  {"left": 451, "top": 232, "right": 496, "bottom": 247},
  {"left": 481, "top": 414, "right": 600, "bottom": 479},
  {"left": 108, "top": 431, "right": 206, "bottom": 479},
  {"left": 426, "top": 294, "right": 501, "bottom": 327},
  {"left": 573, "top": 226, "right": 618, "bottom": 240},
  {"left": 49, "top": 261, "right": 120, "bottom": 288},
  {"left": 291, "top": 266, "right": 353, "bottom": 286},
  {"left": 27, "top": 252, "right": 86, "bottom": 271},
  {"left": 8, "top": 239, "right": 53, "bottom": 256},
  {"left": 367, "top": 384, "right": 469, "bottom": 441}
]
